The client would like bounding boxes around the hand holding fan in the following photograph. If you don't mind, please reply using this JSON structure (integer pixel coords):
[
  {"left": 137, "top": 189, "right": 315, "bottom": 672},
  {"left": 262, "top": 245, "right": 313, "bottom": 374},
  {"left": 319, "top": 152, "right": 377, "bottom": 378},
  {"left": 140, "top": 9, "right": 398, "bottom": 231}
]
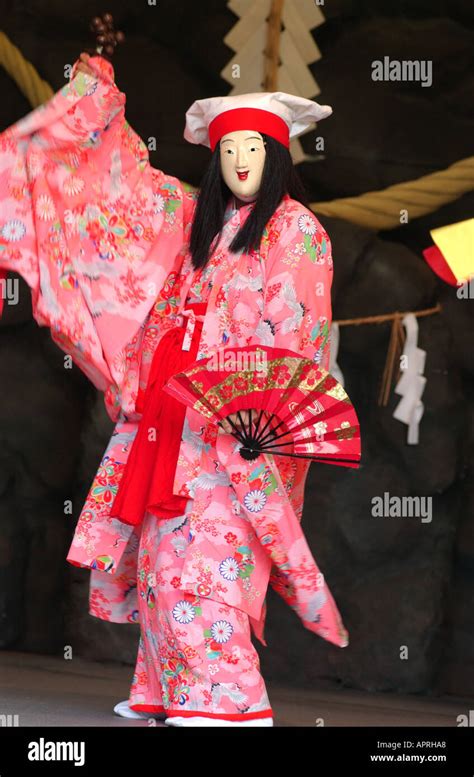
[{"left": 163, "top": 345, "right": 361, "bottom": 468}]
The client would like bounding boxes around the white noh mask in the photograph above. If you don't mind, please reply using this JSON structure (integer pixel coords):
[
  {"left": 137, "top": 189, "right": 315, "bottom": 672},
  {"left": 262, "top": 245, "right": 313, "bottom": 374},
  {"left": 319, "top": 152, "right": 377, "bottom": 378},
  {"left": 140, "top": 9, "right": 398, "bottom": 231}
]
[{"left": 219, "top": 129, "right": 266, "bottom": 201}]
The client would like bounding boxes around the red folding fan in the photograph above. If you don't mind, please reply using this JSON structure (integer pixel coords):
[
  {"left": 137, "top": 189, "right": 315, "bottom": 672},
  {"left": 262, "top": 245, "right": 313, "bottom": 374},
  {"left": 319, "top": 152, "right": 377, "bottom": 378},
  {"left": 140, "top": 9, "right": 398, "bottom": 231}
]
[{"left": 163, "top": 345, "right": 361, "bottom": 468}]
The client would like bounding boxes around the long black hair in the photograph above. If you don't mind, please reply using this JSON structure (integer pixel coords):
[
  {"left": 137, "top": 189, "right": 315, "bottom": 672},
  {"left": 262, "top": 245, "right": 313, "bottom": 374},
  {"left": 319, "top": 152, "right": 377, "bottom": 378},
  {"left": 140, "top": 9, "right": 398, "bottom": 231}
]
[{"left": 189, "top": 133, "right": 309, "bottom": 270}]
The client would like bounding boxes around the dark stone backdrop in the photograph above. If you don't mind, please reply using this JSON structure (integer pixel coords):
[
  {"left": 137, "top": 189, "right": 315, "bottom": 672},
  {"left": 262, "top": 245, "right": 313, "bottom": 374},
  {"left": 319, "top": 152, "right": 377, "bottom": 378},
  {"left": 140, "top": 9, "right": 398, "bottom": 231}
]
[{"left": 0, "top": 0, "right": 473, "bottom": 698}]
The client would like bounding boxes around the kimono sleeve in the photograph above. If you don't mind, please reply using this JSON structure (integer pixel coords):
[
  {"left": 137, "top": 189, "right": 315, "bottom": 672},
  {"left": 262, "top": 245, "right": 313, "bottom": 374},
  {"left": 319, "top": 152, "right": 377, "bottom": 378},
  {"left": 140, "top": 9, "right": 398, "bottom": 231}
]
[
  {"left": 0, "top": 55, "right": 187, "bottom": 392},
  {"left": 245, "top": 207, "right": 335, "bottom": 610},
  {"left": 215, "top": 432, "right": 349, "bottom": 648},
  {"left": 248, "top": 207, "right": 333, "bottom": 371}
]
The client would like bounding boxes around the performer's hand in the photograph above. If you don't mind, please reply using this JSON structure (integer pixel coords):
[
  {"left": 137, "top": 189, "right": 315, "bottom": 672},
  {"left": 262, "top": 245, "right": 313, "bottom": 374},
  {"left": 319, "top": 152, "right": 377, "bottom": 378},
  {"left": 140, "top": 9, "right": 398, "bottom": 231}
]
[
  {"left": 219, "top": 410, "right": 251, "bottom": 435},
  {"left": 218, "top": 409, "right": 272, "bottom": 435},
  {"left": 75, "top": 52, "right": 97, "bottom": 77}
]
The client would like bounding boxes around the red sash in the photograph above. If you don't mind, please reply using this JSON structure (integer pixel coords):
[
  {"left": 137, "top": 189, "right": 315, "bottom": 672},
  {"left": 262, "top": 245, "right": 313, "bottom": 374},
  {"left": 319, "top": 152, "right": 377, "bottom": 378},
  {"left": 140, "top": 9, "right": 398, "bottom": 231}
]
[{"left": 111, "top": 302, "right": 207, "bottom": 525}]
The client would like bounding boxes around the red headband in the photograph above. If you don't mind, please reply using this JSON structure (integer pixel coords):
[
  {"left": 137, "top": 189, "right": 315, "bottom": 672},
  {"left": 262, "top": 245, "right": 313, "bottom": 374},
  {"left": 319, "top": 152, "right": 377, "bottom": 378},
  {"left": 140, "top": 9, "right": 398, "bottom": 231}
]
[{"left": 208, "top": 107, "right": 290, "bottom": 151}]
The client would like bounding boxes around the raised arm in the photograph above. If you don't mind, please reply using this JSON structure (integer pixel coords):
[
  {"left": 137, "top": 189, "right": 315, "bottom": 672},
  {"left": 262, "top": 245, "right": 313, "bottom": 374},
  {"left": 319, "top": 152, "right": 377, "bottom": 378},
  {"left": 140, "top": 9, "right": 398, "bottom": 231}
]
[{"left": 0, "top": 54, "right": 189, "bottom": 394}]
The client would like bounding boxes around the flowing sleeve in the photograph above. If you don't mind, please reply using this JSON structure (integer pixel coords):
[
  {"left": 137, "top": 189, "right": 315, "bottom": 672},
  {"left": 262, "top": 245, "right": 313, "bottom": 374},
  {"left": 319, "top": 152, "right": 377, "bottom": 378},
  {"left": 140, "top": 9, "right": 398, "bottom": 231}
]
[
  {"left": 248, "top": 204, "right": 333, "bottom": 370},
  {"left": 0, "top": 55, "right": 188, "bottom": 392},
  {"left": 245, "top": 205, "right": 335, "bottom": 615},
  {"left": 215, "top": 432, "right": 349, "bottom": 647}
]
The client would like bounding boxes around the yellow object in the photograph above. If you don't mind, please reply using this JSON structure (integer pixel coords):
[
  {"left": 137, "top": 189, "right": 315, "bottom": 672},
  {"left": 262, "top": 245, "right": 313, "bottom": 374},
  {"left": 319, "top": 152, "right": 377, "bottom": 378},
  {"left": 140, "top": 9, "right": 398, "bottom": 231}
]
[
  {"left": 430, "top": 218, "right": 474, "bottom": 283},
  {"left": 0, "top": 30, "right": 53, "bottom": 107},
  {"left": 311, "top": 156, "right": 474, "bottom": 230}
]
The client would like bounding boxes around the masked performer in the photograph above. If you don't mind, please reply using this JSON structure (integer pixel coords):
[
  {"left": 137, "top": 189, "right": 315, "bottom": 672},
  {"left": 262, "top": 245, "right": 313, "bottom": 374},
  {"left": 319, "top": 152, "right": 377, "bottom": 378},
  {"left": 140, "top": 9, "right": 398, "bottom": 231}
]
[{"left": 0, "top": 53, "right": 348, "bottom": 726}]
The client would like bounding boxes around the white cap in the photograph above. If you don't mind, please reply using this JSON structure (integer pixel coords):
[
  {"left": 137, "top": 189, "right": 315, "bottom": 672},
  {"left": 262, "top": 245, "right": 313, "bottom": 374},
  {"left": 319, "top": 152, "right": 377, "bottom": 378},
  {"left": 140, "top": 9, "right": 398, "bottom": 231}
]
[{"left": 184, "top": 91, "right": 333, "bottom": 151}]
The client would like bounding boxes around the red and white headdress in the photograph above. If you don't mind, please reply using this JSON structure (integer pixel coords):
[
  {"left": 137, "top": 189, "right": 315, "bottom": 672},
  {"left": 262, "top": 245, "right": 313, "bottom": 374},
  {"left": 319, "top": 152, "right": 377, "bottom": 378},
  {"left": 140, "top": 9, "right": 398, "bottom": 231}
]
[{"left": 184, "top": 91, "right": 333, "bottom": 151}]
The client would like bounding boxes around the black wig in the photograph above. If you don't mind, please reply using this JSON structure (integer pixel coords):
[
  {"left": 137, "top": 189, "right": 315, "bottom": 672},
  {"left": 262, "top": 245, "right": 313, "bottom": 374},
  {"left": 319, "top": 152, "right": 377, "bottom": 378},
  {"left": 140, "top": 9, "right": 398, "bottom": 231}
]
[{"left": 189, "top": 133, "right": 309, "bottom": 271}]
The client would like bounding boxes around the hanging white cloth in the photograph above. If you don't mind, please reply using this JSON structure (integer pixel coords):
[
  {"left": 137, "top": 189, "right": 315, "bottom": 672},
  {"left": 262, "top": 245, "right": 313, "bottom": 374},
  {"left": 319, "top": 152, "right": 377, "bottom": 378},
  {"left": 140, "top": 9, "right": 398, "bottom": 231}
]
[{"left": 392, "top": 314, "right": 427, "bottom": 445}]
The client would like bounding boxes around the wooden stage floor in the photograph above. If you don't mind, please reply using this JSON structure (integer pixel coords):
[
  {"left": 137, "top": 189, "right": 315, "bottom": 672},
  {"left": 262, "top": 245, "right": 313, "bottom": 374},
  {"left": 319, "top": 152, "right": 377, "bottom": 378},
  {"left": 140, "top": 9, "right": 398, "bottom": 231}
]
[{"left": 0, "top": 651, "right": 470, "bottom": 728}]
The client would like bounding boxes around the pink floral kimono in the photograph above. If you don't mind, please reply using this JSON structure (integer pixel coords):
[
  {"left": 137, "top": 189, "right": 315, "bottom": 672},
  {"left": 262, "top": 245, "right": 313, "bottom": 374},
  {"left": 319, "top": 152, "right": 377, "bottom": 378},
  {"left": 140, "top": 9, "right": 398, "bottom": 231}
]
[{"left": 0, "top": 55, "right": 348, "bottom": 721}]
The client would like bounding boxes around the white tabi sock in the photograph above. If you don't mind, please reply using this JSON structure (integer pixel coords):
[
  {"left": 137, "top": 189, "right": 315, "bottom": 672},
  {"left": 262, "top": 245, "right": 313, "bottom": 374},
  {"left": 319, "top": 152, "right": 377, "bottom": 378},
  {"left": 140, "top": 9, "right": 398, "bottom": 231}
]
[{"left": 164, "top": 715, "right": 274, "bottom": 727}]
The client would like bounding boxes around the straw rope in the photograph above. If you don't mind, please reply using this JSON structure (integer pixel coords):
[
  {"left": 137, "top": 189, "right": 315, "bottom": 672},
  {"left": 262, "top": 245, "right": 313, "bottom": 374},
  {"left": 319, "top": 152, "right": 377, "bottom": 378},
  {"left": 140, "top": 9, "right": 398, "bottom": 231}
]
[
  {"left": 0, "top": 31, "right": 53, "bottom": 107},
  {"left": 0, "top": 32, "right": 449, "bottom": 406}
]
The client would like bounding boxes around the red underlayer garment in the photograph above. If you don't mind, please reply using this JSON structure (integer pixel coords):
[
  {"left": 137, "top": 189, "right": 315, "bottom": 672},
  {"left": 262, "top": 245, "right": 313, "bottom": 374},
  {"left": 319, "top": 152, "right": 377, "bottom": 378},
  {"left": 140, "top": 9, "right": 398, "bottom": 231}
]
[{"left": 111, "top": 302, "right": 207, "bottom": 526}]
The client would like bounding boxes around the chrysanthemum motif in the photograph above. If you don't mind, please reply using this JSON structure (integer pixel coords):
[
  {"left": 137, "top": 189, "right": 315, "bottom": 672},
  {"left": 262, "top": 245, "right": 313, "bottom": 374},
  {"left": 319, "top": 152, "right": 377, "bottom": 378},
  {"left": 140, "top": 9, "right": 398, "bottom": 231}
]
[
  {"left": 298, "top": 213, "right": 317, "bottom": 235},
  {"left": 172, "top": 600, "right": 196, "bottom": 624},
  {"left": 219, "top": 557, "right": 240, "bottom": 581},
  {"left": 63, "top": 176, "right": 85, "bottom": 196},
  {"left": 243, "top": 489, "right": 267, "bottom": 512},
  {"left": 35, "top": 194, "right": 56, "bottom": 221},
  {"left": 153, "top": 193, "right": 165, "bottom": 214},
  {"left": 210, "top": 620, "right": 234, "bottom": 643},
  {"left": 1, "top": 219, "right": 26, "bottom": 242}
]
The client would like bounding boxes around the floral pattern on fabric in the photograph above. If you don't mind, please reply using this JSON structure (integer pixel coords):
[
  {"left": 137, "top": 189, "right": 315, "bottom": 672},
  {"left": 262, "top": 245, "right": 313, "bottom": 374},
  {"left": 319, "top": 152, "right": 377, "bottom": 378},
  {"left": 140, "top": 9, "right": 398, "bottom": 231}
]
[
  {"left": 0, "top": 55, "right": 345, "bottom": 651},
  {"left": 128, "top": 504, "right": 273, "bottom": 720}
]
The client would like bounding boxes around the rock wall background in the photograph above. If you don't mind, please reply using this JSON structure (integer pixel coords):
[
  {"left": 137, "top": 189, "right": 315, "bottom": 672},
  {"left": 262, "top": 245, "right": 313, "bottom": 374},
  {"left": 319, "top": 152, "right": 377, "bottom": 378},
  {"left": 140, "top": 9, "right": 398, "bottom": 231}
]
[{"left": 0, "top": 0, "right": 473, "bottom": 698}]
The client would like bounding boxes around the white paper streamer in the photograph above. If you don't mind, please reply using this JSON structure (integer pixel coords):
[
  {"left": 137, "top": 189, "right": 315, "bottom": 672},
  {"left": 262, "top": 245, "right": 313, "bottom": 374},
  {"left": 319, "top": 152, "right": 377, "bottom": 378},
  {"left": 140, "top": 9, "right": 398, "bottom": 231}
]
[{"left": 392, "top": 314, "right": 427, "bottom": 445}]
